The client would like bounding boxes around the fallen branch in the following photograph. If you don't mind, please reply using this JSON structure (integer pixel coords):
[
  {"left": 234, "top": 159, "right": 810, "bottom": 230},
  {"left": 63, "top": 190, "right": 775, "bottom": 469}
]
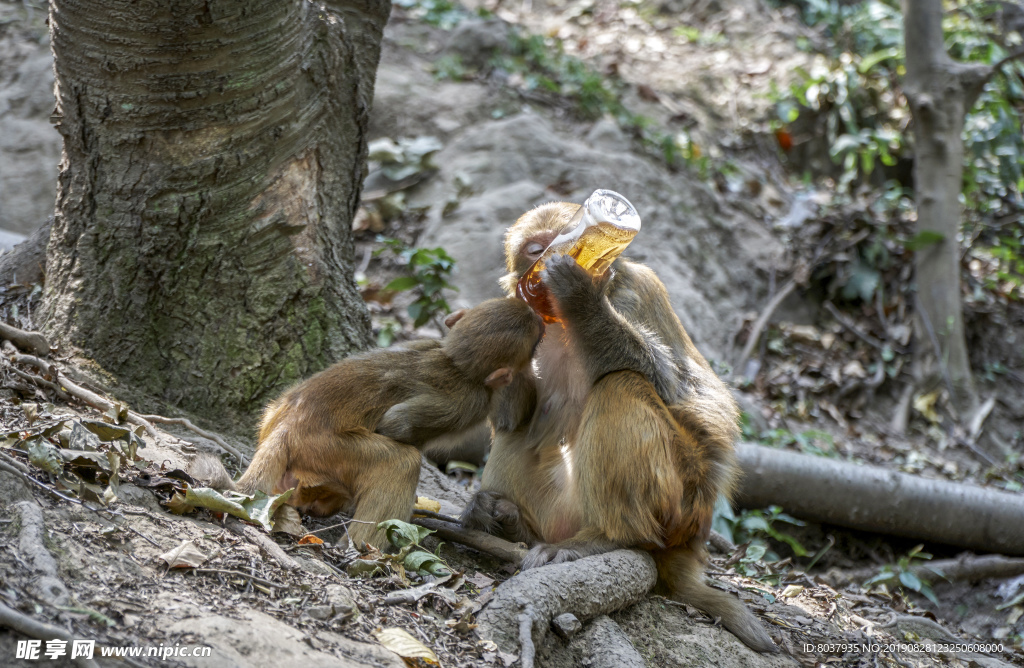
[
  {"left": 412, "top": 516, "right": 528, "bottom": 565},
  {"left": 824, "top": 553, "right": 1024, "bottom": 588},
  {"left": 0, "top": 602, "right": 100, "bottom": 668},
  {"left": 137, "top": 413, "right": 249, "bottom": 465},
  {"left": 735, "top": 443, "right": 1024, "bottom": 555},
  {"left": 734, "top": 275, "right": 800, "bottom": 375},
  {"left": 0, "top": 320, "right": 50, "bottom": 356},
  {"left": 475, "top": 550, "right": 658, "bottom": 658},
  {"left": 708, "top": 530, "right": 737, "bottom": 554}
]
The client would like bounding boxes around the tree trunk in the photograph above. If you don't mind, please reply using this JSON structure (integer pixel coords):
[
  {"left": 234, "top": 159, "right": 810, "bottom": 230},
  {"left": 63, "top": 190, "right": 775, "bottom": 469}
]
[
  {"left": 902, "top": 0, "right": 985, "bottom": 415},
  {"left": 43, "top": 0, "right": 386, "bottom": 419}
]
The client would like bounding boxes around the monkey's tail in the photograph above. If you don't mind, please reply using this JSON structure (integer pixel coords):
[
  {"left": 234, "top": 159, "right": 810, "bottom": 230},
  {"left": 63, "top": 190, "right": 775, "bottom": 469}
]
[
  {"left": 187, "top": 453, "right": 238, "bottom": 492},
  {"left": 234, "top": 427, "right": 288, "bottom": 495},
  {"left": 654, "top": 544, "right": 779, "bottom": 654}
]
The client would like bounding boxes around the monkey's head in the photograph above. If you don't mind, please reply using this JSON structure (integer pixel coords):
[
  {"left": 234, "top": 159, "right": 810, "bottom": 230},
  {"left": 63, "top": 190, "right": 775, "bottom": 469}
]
[
  {"left": 500, "top": 202, "right": 581, "bottom": 296},
  {"left": 443, "top": 298, "right": 543, "bottom": 389}
]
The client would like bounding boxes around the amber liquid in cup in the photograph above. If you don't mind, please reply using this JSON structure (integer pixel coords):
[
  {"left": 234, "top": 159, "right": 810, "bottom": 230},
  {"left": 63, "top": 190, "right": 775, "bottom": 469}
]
[{"left": 517, "top": 190, "right": 641, "bottom": 323}]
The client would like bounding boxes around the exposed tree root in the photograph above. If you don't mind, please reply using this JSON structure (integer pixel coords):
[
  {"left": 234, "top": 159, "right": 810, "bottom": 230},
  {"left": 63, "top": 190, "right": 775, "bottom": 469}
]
[
  {"left": 0, "top": 602, "right": 101, "bottom": 668},
  {"left": 0, "top": 322, "right": 51, "bottom": 356},
  {"left": 574, "top": 615, "right": 646, "bottom": 668},
  {"left": 16, "top": 500, "right": 70, "bottom": 607},
  {"left": 4, "top": 348, "right": 156, "bottom": 438},
  {"left": 475, "top": 550, "right": 658, "bottom": 661},
  {"left": 137, "top": 413, "right": 249, "bottom": 465},
  {"left": 825, "top": 552, "right": 1024, "bottom": 588},
  {"left": 736, "top": 443, "right": 1024, "bottom": 555}
]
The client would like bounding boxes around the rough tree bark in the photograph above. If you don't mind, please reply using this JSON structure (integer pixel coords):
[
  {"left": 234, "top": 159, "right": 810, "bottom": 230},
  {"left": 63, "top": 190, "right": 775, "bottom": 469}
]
[
  {"left": 43, "top": 0, "right": 387, "bottom": 418},
  {"left": 902, "top": 0, "right": 988, "bottom": 415}
]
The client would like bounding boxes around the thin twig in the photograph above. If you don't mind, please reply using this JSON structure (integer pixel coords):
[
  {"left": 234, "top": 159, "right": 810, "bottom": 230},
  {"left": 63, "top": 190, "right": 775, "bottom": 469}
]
[
  {"left": 823, "top": 301, "right": 907, "bottom": 354},
  {"left": 305, "top": 518, "right": 375, "bottom": 535},
  {"left": 136, "top": 413, "right": 248, "bottom": 465},
  {"left": 190, "top": 568, "right": 286, "bottom": 588}
]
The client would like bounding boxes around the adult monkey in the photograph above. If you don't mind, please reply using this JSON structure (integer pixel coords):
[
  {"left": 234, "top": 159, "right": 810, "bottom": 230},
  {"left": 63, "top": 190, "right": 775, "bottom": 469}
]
[{"left": 462, "top": 201, "right": 778, "bottom": 653}]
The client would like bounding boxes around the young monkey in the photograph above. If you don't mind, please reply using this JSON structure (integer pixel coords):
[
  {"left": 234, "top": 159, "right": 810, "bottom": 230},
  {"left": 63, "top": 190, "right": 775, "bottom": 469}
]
[
  {"left": 193, "top": 297, "right": 543, "bottom": 550},
  {"left": 462, "top": 202, "right": 779, "bottom": 653}
]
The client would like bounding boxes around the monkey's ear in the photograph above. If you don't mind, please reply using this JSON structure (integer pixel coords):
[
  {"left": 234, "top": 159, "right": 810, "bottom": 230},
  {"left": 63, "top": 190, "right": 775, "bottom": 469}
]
[
  {"left": 444, "top": 309, "right": 467, "bottom": 329},
  {"left": 484, "top": 368, "right": 515, "bottom": 389}
]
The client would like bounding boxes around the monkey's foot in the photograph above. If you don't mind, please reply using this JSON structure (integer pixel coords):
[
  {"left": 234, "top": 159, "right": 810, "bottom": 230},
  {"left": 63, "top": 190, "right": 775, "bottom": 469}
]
[
  {"left": 521, "top": 542, "right": 583, "bottom": 570},
  {"left": 461, "top": 491, "right": 534, "bottom": 543}
]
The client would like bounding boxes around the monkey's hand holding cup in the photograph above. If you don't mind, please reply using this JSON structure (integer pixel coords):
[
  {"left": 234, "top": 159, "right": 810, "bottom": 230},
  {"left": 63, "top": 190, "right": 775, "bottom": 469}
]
[
  {"left": 516, "top": 189, "right": 640, "bottom": 323},
  {"left": 539, "top": 253, "right": 611, "bottom": 321}
]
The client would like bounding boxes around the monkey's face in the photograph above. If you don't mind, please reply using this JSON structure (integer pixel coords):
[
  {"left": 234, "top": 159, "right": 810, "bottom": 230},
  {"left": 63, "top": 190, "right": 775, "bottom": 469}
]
[{"left": 500, "top": 202, "right": 581, "bottom": 296}]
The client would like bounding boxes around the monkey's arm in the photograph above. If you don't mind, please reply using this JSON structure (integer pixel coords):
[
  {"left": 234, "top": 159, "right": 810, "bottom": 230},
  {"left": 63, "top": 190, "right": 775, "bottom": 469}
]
[
  {"left": 488, "top": 369, "right": 537, "bottom": 433},
  {"left": 542, "top": 254, "right": 684, "bottom": 403},
  {"left": 376, "top": 388, "right": 490, "bottom": 447}
]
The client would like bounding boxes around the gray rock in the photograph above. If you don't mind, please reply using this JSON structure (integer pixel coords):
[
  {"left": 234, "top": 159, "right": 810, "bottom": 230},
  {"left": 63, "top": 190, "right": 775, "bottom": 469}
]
[
  {"left": 444, "top": 19, "right": 512, "bottom": 68},
  {"left": 552, "top": 612, "right": 582, "bottom": 640}
]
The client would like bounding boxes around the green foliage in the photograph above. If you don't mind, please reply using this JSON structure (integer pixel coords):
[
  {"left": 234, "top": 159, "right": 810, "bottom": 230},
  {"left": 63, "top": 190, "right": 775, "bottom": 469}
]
[
  {"left": 432, "top": 53, "right": 469, "bottom": 81},
  {"left": 777, "top": 0, "right": 1024, "bottom": 204},
  {"left": 375, "top": 237, "right": 458, "bottom": 331},
  {"left": 392, "top": 0, "right": 469, "bottom": 29},
  {"left": 715, "top": 500, "right": 809, "bottom": 574},
  {"left": 862, "top": 544, "right": 940, "bottom": 604},
  {"left": 759, "top": 427, "right": 837, "bottom": 458},
  {"left": 495, "top": 32, "right": 621, "bottom": 120}
]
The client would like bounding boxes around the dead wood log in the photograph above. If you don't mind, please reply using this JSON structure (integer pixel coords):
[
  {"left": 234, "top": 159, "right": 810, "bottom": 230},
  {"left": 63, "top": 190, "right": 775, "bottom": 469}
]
[
  {"left": 476, "top": 550, "right": 657, "bottom": 666},
  {"left": 824, "top": 552, "right": 1024, "bottom": 588},
  {"left": 735, "top": 443, "right": 1024, "bottom": 556}
]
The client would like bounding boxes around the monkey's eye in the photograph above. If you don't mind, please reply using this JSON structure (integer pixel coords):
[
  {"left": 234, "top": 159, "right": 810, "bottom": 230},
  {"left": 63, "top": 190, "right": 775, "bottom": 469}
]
[{"left": 524, "top": 242, "right": 545, "bottom": 258}]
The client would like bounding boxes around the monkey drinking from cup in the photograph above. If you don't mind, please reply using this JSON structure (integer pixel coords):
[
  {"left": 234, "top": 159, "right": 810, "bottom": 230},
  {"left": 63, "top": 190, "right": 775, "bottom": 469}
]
[
  {"left": 191, "top": 297, "right": 542, "bottom": 551},
  {"left": 461, "top": 202, "right": 778, "bottom": 653}
]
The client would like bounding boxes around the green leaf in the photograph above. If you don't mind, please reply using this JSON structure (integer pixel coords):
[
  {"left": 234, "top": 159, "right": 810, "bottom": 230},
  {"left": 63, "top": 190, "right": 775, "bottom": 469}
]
[
  {"left": 742, "top": 544, "right": 767, "bottom": 562},
  {"left": 863, "top": 571, "right": 895, "bottom": 587},
  {"left": 384, "top": 276, "right": 419, "bottom": 292},
  {"left": 404, "top": 549, "right": 451, "bottom": 577},
  {"left": 184, "top": 485, "right": 294, "bottom": 531},
  {"left": 898, "top": 570, "right": 923, "bottom": 591},
  {"left": 379, "top": 519, "right": 435, "bottom": 549},
  {"left": 903, "top": 230, "right": 945, "bottom": 251}
]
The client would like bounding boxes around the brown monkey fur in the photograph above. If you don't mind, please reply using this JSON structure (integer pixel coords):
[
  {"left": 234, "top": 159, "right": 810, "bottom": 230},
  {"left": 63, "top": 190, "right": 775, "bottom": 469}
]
[
  {"left": 461, "top": 202, "right": 778, "bottom": 653},
  {"left": 194, "top": 297, "right": 542, "bottom": 551}
]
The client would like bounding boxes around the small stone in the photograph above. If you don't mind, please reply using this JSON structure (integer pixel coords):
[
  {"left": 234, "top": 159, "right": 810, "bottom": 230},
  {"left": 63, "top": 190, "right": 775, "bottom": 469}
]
[
  {"left": 325, "top": 584, "right": 358, "bottom": 620},
  {"left": 551, "top": 613, "right": 581, "bottom": 640},
  {"left": 306, "top": 605, "right": 333, "bottom": 621}
]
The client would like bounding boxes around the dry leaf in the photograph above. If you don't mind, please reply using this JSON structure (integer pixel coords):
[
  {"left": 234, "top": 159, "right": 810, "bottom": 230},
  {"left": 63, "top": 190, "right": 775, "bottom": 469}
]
[
  {"left": 414, "top": 496, "right": 441, "bottom": 513},
  {"left": 781, "top": 585, "right": 804, "bottom": 598},
  {"left": 158, "top": 540, "right": 208, "bottom": 568},
  {"left": 373, "top": 628, "right": 439, "bottom": 667},
  {"left": 298, "top": 534, "right": 324, "bottom": 545}
]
